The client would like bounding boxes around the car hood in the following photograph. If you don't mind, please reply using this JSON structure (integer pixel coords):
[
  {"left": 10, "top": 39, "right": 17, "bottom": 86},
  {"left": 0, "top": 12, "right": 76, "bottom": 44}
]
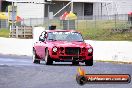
[{"left": 48, "top": 41, "right": 91, "bottom": 48}]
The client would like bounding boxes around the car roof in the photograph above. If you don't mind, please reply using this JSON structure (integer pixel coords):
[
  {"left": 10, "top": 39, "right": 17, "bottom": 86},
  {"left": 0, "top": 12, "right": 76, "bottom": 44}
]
[{"left": 45, "top": 29, "right": 79, "bottom": 33}]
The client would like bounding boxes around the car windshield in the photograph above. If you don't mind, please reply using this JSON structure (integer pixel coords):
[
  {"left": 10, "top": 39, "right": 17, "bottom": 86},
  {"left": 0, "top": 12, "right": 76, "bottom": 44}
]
[{"left": 47, "top": 32, "right": 84, "bottom": 42}]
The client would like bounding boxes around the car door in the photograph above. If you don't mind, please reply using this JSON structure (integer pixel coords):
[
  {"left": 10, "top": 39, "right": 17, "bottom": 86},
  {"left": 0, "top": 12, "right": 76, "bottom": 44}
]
[{"left": 35, "top": 31, "right": 46, "bottom": 59}]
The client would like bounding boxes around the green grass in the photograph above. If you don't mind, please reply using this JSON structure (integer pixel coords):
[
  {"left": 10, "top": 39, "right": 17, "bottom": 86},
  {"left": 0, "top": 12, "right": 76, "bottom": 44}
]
[
  {"left": 76, "top": 20, "right": 132, "bottom": 41},
  {"left": 38, "top": 20, "right": 132, "bottom": 41},
  {"left": 0, "top": 20, "right": 132, "bottom": 41},
  {"left": 0, "top": 28, "right": 10, "bottom": 38}
]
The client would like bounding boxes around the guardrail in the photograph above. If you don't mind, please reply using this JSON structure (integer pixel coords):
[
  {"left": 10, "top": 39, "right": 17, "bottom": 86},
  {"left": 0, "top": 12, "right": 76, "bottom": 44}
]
[{"left": 10, "top": 26, "right": 33, "bottom": 38}]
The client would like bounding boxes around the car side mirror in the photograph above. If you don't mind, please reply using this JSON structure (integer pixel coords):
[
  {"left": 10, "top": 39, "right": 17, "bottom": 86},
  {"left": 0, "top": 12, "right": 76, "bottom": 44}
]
[{"left": 39, "top": 35, "right": 45, "bottom": 42}]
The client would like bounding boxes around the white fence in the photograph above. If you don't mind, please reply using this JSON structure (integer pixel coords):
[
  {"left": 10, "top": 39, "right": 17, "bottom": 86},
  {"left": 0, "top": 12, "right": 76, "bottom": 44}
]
[{"left": 10, "top": 26, "right": 33, "bottom": 38}]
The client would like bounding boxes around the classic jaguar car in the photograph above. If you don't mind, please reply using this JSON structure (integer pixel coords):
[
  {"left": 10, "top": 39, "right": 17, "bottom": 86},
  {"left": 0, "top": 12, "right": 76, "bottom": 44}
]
[{"left": 33, "top": 30, "right": 93, "bottom": 66}]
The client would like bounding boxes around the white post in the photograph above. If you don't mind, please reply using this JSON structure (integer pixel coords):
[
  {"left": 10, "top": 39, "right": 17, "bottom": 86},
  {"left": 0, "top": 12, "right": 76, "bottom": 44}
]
[
  {"left": 11, "top": 2, "right": 15, "bottom": 29},
  {"left": 9, "top": 25, "right": 12, "bottom": 38},
  {"left": 105, "top": 3, "right": 110, "bottom": 20},
  {"left": 43, "top": 0, "right": 45, "bottom": 26},
  {"left": 16, "top": 26, "right": 18, "bottom": 38},
  {"left": 71, "top": 0, "right": 73, "bottom": 12}
]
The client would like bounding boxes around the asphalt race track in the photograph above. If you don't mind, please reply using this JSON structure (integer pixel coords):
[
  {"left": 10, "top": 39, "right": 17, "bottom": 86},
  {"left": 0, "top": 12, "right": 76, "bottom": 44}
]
[{"left": 0, "top": 54, "right": 132, "bottom": 88}]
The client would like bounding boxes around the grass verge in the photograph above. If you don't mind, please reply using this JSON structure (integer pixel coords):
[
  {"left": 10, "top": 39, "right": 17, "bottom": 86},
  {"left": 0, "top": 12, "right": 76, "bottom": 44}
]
[
  {"left": 77, "top": 20, "right": 132, "bottom": 41},
  {"left": 0, "top": 20, "right": 132, "bottom": 41},
  {"left": 0, "top": 28, "right": 10, "bottom": 38}
]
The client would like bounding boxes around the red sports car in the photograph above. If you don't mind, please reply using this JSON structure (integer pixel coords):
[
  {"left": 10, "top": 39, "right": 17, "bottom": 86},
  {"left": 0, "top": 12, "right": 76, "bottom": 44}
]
[{"left": 33, "top": 30, "right": 93, "bottom": 66}]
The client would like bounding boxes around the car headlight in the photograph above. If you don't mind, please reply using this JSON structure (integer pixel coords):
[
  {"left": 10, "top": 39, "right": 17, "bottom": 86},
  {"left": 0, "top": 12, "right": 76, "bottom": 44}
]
[
  {"left": 88, "top": 48, "right": 93, "bottom": 53},
  {"left": 52, "top": 47, "right": 58, "bottom": 52}
]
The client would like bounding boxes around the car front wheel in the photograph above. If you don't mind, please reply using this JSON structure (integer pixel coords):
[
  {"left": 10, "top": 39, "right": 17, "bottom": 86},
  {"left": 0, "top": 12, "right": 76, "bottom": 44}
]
[
  {"left": 33, "top": 49, "right": 40, "bottom": 64},
  {"left": 85, "top": 58, "right": 93, "bottom": 66},
  {"left": 45, "top": 49, "right": 53, "bottom": 65}
]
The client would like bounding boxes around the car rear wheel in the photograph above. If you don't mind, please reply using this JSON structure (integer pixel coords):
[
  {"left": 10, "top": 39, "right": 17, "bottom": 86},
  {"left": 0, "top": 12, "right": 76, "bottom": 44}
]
[
  {"left": 85, "top": 58, "right": 93, "bottom": 66},
  {"left": 45, "top": 49, "right": 53, "bottom": 65},
  {"left": 33, "top": 49, "right": 40, "bottom": 64},
  {"left": 72, "top": 61, "right": 79, "bottom": 65}
]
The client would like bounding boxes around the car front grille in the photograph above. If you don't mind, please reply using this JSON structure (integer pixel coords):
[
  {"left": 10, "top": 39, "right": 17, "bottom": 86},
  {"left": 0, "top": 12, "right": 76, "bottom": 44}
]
[{"left": 65, "top": 47, "right": 81, "bottom": 55}]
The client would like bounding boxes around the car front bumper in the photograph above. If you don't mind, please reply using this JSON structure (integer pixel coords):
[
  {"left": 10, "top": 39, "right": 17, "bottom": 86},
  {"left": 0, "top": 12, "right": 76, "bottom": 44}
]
[{"left": 51, "top": 55, "right": 93, "bottom": 62}]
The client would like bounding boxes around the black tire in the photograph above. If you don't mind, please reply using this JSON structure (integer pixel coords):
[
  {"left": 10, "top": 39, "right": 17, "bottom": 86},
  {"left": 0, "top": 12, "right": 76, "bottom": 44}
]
[
  {"left": 72, "top": 61, "right": 79, "bottom": 65},
  {"left": 45, "top": 48, "right": 53, "bottom": 65},
  {"left": 85, "top": 58, "right": 93, "bottom": 66},
  {"left": 33, "top": 49, "right": 40, "bottom": 64}
]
